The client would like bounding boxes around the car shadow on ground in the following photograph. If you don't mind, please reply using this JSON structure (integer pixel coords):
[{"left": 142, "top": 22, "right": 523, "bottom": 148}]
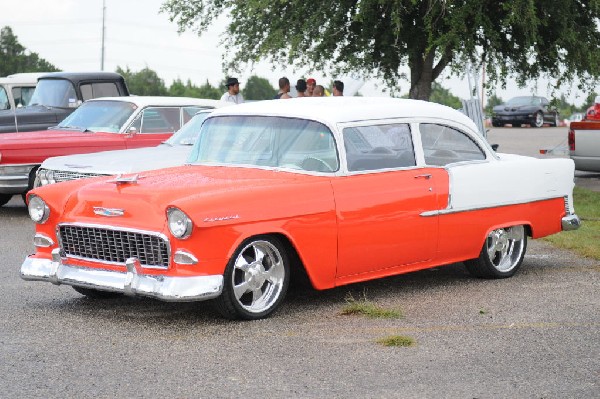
[{"left": 31, "top": 262, "right": 477, "bottom": 326}]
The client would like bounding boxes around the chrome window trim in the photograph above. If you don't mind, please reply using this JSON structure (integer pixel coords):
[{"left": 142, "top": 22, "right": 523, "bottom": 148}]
[
  {"left": 56, "top": 222, "right": 171, "bottom": 269},
  {"left": 420, "top": 195, "right": 566, "bottom": 217}
]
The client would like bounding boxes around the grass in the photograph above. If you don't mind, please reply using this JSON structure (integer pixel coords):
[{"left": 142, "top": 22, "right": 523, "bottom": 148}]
[
  {"left": 376, "top": 335, "right": 415, "bottom": 347},
  {"left": 542, "top": 187, "right": 600, "bottom": 259},
  {"left": 341, "top": 292, "right": 403, "bottom": 319}
]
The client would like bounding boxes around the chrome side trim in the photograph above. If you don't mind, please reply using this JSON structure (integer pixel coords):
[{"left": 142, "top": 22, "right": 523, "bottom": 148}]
[
  {"left": 20, "top": 250, "right": 223, "bottom": 302},
  {"left": 420, "top": 195, "right": 568, "bottom": 217}
]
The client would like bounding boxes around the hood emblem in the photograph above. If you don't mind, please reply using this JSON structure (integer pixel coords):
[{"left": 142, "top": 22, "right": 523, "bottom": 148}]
[
  {"left": 93, "top": 207, "right": 125, "bottom": 217},
  {"left": 107, "top": 174, "right": 140, "bottom": 185}
]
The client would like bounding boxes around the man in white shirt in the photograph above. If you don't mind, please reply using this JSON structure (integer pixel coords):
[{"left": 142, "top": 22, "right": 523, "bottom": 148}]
[{"left": 221, "top": 78, "right": 244, "bottom": 104}]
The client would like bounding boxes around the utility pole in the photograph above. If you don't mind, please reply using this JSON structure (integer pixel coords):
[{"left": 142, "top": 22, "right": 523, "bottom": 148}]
[{"left": 101, "top": 0, "right": 106, "bottom": 71}]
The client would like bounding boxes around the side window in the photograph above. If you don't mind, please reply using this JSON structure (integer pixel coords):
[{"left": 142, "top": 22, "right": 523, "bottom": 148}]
[
  {"left": 421, "top": 123, "right": 486, "bottom": 166},
  {"left": 343, "top": 123, "right": 416, "bottom": 172},
  {"left": 183, "top": 106, "right": 207, "bottom": 124},
  {"left": 0, "top": 87, "right": 9, "bottom": 110},
  {"left": 13, "top": 86, "right": 36, "bottom": 107},
  {"left": 80, "top": 82, "right": 120, "bottom": 101},
  {"left": 138, "top": 107, "right": 181, "bottom": 133}
]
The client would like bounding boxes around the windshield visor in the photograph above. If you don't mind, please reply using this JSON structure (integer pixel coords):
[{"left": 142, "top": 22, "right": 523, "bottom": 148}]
[
  {"left": 188, "top": 116, "right": 339, "bottom": 172},
  {"left": 57, "top": 101, "right": 137, "bottom": 132}
]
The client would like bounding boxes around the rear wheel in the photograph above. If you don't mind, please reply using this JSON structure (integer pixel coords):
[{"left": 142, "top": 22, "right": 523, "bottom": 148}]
[
  {"left": 214, "top": 236, "right": 290, "bottom": 320},
  {"left": 0, "top": 194, "right": 12, "bottom": 207},
  {"left": 464, "top": 225, "right": 527, "bottom": 278},
  {"left": 551, "top": 113, "right": 559, "bottom": 127}
]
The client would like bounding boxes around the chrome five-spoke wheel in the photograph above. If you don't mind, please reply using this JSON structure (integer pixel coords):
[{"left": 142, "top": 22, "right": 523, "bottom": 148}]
[
  {"left": 214, "top": 236, "right": 290, "bottom": 320},
  {"left": 465, "top": 225, "right": 527, "bottom": 278}
]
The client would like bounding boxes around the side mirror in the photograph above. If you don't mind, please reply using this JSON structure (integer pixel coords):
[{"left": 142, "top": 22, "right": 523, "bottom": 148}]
[{"left": 491, "top": 144, "right": 500, "bottom": 151}]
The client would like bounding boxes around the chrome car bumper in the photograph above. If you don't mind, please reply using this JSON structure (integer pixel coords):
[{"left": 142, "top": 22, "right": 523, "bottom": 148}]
[
  {"left": 561, "top": 214, "right": 581, "bottom": 231},
  {"left": 20, "top": 249, "right": 223, "bottom": 302},
  {"left": 0, "top": 164, "right": 38, "bottom": 194}
]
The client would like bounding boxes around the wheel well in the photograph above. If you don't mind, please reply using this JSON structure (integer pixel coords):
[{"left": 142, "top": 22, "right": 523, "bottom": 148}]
[{"left": 266, "top": 232, "right": 313, "bottom": 289}]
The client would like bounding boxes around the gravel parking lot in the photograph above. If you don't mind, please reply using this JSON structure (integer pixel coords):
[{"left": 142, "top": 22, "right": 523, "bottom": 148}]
[{"left": 1, "top": 127, "right": 598, "bottom": 398}]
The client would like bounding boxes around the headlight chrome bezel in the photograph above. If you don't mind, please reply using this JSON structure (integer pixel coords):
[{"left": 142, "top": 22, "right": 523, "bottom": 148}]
[
  {"left": 28, "top": 194, "right": 50, "bottom": 224},
  {"left": 167, "top": 207, "right": 193, "bottom": 239}
]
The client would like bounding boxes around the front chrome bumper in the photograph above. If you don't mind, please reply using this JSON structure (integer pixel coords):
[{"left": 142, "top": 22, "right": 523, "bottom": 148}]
[
  {"left": 20, "top": 249, "right": 223, "bottom": 302},
  {"left": 561, "top": 214, "right": 581, "bottom": 231}
]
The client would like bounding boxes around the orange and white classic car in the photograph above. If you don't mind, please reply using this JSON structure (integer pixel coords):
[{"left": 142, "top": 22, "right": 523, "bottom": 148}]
[{"left": 21, "top": 98, "right": 580, "bottom": 320}]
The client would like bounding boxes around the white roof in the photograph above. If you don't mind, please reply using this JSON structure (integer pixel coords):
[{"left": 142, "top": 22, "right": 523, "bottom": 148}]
[
  {"left": 86, "top": 96, "right": 222, "bottom": 108},
  {"left": 0, "top": 73, "right": 46, "bottom": 85},
  {"left": 210, "top": 97, "right": 478, "bottom": 130}
]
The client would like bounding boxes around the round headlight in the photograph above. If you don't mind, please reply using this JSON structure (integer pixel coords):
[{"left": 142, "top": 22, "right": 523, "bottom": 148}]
[
  {"left": 167, "top": 207, "right": 193, "bottom": 239},
  {"left": 28, "top": 195, "right": 50, "bottom": 223}
]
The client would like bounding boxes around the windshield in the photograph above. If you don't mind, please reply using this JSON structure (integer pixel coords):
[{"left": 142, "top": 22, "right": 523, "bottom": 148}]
[
  {"left": 29, "top": 79, "right": 77, "bottom": 108},
  {"left": 166, "top": 110, "right": 212, "bottom": 146},
  {"left": 505, "top": 96, "right": 538, "bottom": 106},
  {"left": 57, "top": 100, "right": 137, "bottom": 132},
  {"left": 188, "top": 116, "right": 339, "bottom": 173}
]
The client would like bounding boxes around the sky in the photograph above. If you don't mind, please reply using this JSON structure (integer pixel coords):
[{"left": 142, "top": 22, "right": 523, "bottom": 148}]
[{"left": 0, "top": 0, "right": 591, "bottom": 106}]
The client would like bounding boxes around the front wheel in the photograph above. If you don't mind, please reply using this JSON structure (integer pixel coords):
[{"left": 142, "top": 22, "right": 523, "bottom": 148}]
[
  {"left": 214, "top": 236, "right": 290, "bottom": 320},
  {"left": 464, "top": 225, "right": 527, "bottom": 279},
  {"left": 532, "top": 112, "right": 544, "bottom": 128}
]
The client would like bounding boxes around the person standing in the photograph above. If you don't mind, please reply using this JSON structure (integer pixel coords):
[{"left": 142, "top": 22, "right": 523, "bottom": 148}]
[
  {"left": 295, "top": 79, "right": 307, "bottom": 97},
  {"left": 274, "top": 77, "right": 292, "bottom": 99},
  {"left": 313, "top": 85, "right": 325, "bottom": 97},
  {"left": 220, "top": 78, "right": 244, "bottom": 104},
  {"left": 332, "top": 80, "right": 344, "bottom": 96},
  {"left": 306, "top": 78, "right": 316, "bottom": 96}
]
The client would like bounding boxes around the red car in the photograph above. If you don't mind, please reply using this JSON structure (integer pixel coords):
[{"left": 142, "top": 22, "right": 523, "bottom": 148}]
[{"left": 0, "top": 96, "right": 219, "bottom": 206}]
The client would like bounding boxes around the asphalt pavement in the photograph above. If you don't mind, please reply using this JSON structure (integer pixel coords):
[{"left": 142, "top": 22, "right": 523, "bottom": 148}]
[{"left": 0, "top": 126, "right": 598, "bottom": 398}]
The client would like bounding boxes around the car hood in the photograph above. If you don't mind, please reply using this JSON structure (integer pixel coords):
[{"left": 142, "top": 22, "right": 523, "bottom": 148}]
[
  {"left": 55, "top": 165, "right": 327, "bottom": 227},
  {"left": 41, "top": 144, "right": 192, "bottom": 175},
  {"left": 0, "top": 128, "right": 107, "bottom": 149}
]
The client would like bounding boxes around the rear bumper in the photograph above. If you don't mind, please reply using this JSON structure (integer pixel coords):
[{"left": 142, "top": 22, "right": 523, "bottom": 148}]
[
  {"left": 570, "top": 156, "right": 600, "bottom": 173},
  {"left": 561, "top": 214, "right": 581, "bottom": 231},
  {"left": 21, "top": 249, "right": 223, "bottom": 302}
]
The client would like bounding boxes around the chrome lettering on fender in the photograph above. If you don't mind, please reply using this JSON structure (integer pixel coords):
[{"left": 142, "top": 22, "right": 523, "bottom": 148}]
[
  {"left": 93, "top": 207, "right": 125, "bottom": 217},
  {"left": 203, "top": 214, "right": 240, "bottom": 223}
]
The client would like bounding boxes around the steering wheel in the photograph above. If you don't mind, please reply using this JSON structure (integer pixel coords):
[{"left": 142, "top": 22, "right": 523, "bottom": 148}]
[{"left": 301, "top": 156, "right": 334, "bottom": 172}]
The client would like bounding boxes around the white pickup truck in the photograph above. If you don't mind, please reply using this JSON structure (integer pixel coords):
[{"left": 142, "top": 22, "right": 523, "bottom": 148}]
[{"left": 569, "top": 97, "right": 600, "bottom": 172}]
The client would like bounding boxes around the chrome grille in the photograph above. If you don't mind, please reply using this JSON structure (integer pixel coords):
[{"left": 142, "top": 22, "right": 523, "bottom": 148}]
[
  {"left": 52, "top": 170, "right": 105, "bottom": 183},
  {"left": 59, "top": 224, "right": 170, "bottom": 268}
]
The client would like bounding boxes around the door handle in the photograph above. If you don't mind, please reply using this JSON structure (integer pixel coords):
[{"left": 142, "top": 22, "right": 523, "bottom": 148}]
[{"left": 414, "top": 174, "right": 432, "bottom": 180}]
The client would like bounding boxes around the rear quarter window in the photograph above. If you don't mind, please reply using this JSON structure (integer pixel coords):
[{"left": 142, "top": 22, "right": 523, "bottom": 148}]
[{"left": 420, "top": 123, "right": 486, "bottom": 166}]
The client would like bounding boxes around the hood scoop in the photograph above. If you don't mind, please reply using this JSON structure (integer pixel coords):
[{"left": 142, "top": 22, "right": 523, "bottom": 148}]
[{"left": 106, "top": 174, "right": 141, "bottom": 185}]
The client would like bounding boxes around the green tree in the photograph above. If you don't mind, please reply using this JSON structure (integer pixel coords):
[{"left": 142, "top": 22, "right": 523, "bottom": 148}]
[
  {"left": 429, "top": 82, "right": 462, "bottom": 109},
  {"left": 116, "top": 66, "right": 168, "bottom": 96},
  {"left": 0, "top": 26, "right": 59, "bottom": 76},
  {"left": 485, "top": 94, "right": 504, "bottom": 116},
  {"left": 162, "top": 1, "right": 600, "bottom": 101},
  {"left": 243, "top": 75, "right": 276, "bottom": 100}
]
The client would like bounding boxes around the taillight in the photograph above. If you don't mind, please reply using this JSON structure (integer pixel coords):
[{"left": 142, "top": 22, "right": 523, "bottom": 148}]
[{"left": 568, "top": 128, "right": 575, "bottom": 151}]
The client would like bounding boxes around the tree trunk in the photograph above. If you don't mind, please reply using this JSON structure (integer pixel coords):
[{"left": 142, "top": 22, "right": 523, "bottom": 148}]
[{"left": 408, "top": 47, "right": 452, "bottom": 101}]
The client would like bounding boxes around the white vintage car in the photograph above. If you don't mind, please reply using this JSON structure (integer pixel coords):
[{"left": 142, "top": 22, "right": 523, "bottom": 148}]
[
  {"left": 21, "top": 97, "right": 580, "bottom": 320},
  {"left": 35, "top": 109, "right": 215, "bottom": 186}
]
